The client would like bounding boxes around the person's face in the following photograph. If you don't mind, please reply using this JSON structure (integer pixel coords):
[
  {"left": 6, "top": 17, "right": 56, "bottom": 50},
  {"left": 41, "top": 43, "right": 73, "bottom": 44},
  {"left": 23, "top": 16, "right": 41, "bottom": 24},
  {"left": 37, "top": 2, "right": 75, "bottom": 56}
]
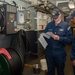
[
  {"left": 53, "top": 15, "right": 61, "bottom": 22},
  {"left": 71, "top": 17, "right": 75, "bottom": 24},
  {"left": 53, "top": 17, "right": 59, "bottom": 22}
]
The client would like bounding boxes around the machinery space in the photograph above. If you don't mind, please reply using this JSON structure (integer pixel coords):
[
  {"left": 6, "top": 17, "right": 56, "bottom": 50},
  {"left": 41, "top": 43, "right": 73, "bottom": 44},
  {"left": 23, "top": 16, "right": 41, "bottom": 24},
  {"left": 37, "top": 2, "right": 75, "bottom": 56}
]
[
  {"left": 23, "top": 45, "right": 73, "bottom": 75},
  {"left": 0, "top": 0, "right": 75, "bottom": 75}
]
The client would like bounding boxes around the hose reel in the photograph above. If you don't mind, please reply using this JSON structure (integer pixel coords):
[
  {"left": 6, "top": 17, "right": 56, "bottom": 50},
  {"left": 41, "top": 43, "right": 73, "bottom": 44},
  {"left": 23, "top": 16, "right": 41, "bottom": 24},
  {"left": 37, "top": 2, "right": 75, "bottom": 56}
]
[
  {"left": 0, "top": 48, "right": 25, "bottom": 75},
  {"left": 0, "top": 30, "right": 28, "bottom": 75},
  {"left": 0, "top": 54, "right": 10, "bottom": 75}
]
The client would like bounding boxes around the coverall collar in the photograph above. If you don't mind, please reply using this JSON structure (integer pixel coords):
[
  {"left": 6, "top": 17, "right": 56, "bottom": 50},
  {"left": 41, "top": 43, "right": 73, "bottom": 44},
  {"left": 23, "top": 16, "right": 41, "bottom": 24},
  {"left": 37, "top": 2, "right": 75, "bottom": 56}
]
[{"left": 53, "top": 20, "right": 62, "bottom": 27}]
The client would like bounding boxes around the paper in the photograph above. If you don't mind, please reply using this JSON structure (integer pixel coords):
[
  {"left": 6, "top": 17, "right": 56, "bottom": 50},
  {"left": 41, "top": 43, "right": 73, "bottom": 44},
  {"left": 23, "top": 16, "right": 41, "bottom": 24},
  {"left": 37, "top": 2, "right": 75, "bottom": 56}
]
[
  {"left": 38, "top": 32, "right": 51, "bottom": 49},
  {"left": 38, "top": 35, "right": 48, "bottom": 49},
  {"left": 41, "top": 33, "right": 50, "bottom": 39},
  {"left": 46, "top": 32, "right": 53, "bottom": 35}
]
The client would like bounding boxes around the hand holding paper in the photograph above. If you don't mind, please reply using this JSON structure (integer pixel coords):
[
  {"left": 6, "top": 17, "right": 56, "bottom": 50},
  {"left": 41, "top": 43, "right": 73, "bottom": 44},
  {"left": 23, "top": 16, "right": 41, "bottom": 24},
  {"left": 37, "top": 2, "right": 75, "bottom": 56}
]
[{"left": 50, "top": 33, "right": 60, "bottom": 40}]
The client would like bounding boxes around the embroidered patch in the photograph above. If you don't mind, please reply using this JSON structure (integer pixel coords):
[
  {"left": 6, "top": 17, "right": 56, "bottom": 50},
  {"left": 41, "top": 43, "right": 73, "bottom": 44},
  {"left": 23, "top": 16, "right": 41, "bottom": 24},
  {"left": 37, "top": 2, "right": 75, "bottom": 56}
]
[
  {"left": 59, "top": 29, "right": 64, "bottom": 31},
  {"left": 48, "top": 29, "right": 52, "bottom": 32},
  {"left": 52, "top": 11, "right": 56, "bottom": 15},
  {"left": 67, "top": 26, "right": 70, "bottom": 30}
]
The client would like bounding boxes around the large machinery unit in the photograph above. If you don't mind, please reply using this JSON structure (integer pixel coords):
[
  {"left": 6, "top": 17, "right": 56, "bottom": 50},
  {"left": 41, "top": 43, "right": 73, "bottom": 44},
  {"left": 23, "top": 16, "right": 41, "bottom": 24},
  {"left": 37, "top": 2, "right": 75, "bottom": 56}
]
[{"left": 0, "top": 4, "right": 17, "bottom": 34}]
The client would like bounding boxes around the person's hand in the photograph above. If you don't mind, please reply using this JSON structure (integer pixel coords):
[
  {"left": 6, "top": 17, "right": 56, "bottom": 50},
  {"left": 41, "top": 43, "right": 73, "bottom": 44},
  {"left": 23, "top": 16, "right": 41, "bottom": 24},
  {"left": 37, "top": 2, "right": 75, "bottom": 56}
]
[
  {"left": 72, "top": 60, "right": 75, "bottom": 66},
  {"left": 50, "top": 33, "right": 60, "bottom": 40}
]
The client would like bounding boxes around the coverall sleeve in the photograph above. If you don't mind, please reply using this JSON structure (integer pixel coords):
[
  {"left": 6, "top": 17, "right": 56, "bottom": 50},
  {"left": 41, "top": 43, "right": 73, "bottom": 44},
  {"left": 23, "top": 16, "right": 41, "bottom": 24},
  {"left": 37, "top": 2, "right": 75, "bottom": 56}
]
[
  {"left": 59, "top": 25, "right": 72, "bottom": 44},
  {"left": 70, "top": 35, "right": 75, "bottom": 61}
]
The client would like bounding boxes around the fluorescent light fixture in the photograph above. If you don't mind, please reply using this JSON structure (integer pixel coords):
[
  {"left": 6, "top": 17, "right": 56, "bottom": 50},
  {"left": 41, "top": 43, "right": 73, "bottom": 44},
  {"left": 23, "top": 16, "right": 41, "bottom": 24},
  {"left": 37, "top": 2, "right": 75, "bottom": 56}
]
[{"left": 68, "top": 0, "right": 75, "bottom": 9}]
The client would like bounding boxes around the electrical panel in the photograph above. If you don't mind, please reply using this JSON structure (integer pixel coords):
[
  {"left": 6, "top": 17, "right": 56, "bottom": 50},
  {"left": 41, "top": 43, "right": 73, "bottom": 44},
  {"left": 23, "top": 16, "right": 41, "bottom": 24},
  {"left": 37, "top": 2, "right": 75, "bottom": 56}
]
[{"left": 0, "top": 4, "right": 17, "bottom": 34}]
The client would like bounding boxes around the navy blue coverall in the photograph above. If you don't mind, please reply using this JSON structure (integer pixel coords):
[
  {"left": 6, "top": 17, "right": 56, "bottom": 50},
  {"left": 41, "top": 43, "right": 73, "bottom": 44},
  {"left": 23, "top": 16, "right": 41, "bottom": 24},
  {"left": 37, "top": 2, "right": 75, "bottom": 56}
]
[
  {"left": 44, "top": 20, "right": 72, "bottom": 75},
  {"left": 71, "top": 34, "right": 75, "bottom": 75}
]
